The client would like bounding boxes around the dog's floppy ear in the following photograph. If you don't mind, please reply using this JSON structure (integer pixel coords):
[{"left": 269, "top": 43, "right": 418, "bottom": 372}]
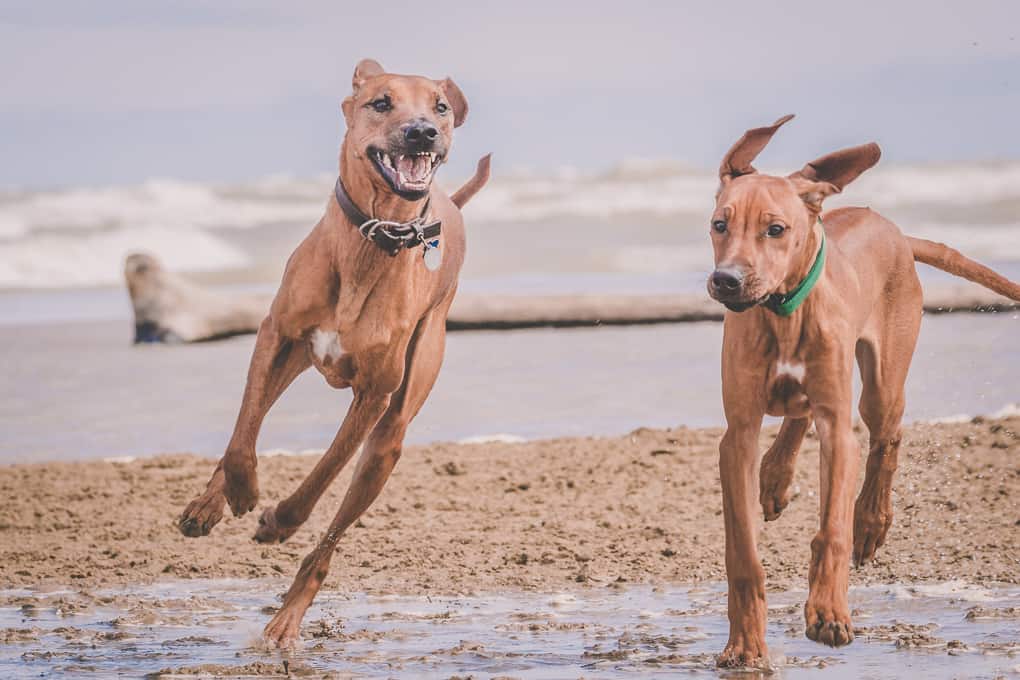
[
  {"left": 719, "top": 114, "right": 794, "bottom": 182},
  {"left": 788, "top": 143, "right": 881, "bottom": 210},
  {"left": 352, "top": 58, "right": 385, "bottom": 93},
  {"left": 439, "top": 78, "right": 468, "bottom": 128},
  {"left": 343, "top": 59, "right": 386, "bottom": 121},
  {"left": 790, "top": 143, "right": 881, "bottom": 190}
]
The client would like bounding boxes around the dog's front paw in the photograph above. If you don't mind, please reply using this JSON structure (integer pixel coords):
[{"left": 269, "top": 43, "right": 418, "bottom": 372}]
[
  {"left": 254, "top": 506, "right": 300, "bottom": 544},
  {"left": 223, "top": 457, "right": 259, "bottom": 517},
  {"left": 717, "top": 634, "right": 770, "bottom": 669},
  {"left": 804, "top": 596, "right": 854, "bottom": 647},
  {"left": 178, "top": 489, "right": 225, "bottom": 537},
  {"left": 853, "top": 497, "right": 892, "bottom": 566}
]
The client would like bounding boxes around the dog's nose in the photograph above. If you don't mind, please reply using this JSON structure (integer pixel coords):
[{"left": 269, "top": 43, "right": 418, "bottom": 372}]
[
  {"left": 710, "top": 269, "right": 744, "bottom": 293},
  {"left": 404, "top": 121, "right": 439, "bottom": 145}
]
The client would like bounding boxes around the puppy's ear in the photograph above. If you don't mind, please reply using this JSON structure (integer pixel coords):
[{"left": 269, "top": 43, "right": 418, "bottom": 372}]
[
  {"left": 439, "top": 78, "right": 468, "bottom": 127},
  {"left": 788, "top": 143, "right": 881, "bottom": 210},
  {"left": 719, "top": 114, "right": 794, "bottom": 182},
  {"left": 790, "top": 142, "right": 880, "bottom": 190},
  {"left": 352, "top": 58, "right": 385, "bottom": 93}
]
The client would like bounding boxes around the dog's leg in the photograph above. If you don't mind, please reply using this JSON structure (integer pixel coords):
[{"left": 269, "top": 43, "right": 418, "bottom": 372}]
[
  {"left": 803, "top": 361, "right": 858, "bottom": 648},
  {"left": 179, "top": 319, "right": 308, "bottom": 536},
  {"left": 759, "top": 416, "right": 811, "bottom": 521},
  {"left": 853, "top": 304, "right": 921, "bottom": 565},
  {"left": 717, "top": 422, "right": 770, "bottom": 668},
  {"left": 717, "top": 321, "right": 770, "bottom": 668},
  {"left": 262, "top": 307, "right": 448, "bottom": 647}
]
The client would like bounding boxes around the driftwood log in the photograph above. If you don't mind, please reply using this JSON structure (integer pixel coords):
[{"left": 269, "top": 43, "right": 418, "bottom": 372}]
[
  {"left": 124, "top": 252, "right": 1018, "bottom": 343},
  {"left": 125, "top": 253, "right": 271, "bottom": 343}
]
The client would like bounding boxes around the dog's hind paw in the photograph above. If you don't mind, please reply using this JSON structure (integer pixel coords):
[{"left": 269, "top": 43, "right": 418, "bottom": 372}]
[
  {"left": 254, "top": 506, "right": 300, "bottom": 544},
  {"left": 853, "top": 504, "right": 892, "bottom": 566},
  {"left": 759, "top": 454, "right": 796, "bottom": 521},
  {"left": 223, "top": 458, "right": 259, "bottom": 517},
  {"left": 263, "top": 603, "right": 305, "bottom": 649}
]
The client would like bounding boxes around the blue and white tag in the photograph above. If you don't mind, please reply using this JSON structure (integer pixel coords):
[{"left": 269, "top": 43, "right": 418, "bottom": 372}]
[{"left": 423, "top": 238, "right": 442, "bottom": 271}]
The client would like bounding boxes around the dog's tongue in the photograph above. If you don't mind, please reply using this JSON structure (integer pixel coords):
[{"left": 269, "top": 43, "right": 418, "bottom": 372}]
[{"left": 397, "top": 155, "right": 430, "bottom": 183}]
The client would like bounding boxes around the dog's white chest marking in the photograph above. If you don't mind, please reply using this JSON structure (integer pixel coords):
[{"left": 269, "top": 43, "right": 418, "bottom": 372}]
[
  {"left": 767, "top": 359, "right": 811, "bottom": 418},
  {"left": 775, "top": 361, "right": 806, "bottom": 382},
  {"left": 311, "top": 329, "right": 343, "bottom": 362}
]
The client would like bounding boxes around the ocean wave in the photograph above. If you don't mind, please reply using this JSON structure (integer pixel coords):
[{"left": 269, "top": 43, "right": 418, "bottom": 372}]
[
  {"left": 4, "top": 160, "right": 1020, "bottom": 234},
  {"left": 0, "top": 226, "right": 247, "bottom": 288},
  {"left": 0, "top": 177, "right": 328, "bottom": 238},
  {"left": 845, "top": 160, "right": 1020, "bottom": 209},
  {"left": 1, "top": 159, "right": 1019, "bottom": 289}
]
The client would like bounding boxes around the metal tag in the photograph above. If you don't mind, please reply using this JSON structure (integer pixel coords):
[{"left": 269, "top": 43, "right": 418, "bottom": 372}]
[{"left": 423, "top": 239, "right": 442, "bottom": 271}]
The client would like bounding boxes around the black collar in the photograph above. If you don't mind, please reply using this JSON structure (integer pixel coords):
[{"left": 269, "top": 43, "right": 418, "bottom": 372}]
[{"left": 334, "top": 177, "right": 441, "bottom": 257}]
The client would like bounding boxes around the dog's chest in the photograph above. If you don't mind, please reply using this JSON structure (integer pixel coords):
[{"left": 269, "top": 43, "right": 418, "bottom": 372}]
[
  {"left": 310, "top": 328, "right": 342, "bottom": 361},
  {"left": 765, "top": 359, "right": 810, "bottom": 418},
  {"left": 308, "top": 328, "right": 353, "bottom": 389}
]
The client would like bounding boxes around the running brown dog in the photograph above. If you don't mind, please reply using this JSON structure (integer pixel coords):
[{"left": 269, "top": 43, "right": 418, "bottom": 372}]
[
  {"left": 705, "top": 115, "right": 1020, "bottom": 668},
  {"left": 177, "top": 58, "right": 490, "bottom": 646}
]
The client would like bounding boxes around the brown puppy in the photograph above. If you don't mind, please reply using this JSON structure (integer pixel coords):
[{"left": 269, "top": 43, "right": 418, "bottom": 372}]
[
  {"left": 177, "top": 58, "right": 490, "bottom": 647},
  {"left": 706, "top": 115, "right": 1020, "bottom": 668}
]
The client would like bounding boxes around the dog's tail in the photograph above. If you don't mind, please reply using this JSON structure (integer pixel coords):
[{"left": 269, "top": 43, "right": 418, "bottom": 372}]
[
  {"left": 451, "top": 154, "right": 491, "bottom": 209},
  {"left": 908, "top": 236, "right": 1020, "bottom": 301}
]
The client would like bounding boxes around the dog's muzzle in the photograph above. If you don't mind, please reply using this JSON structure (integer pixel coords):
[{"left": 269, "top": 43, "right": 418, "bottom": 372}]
[{"left": 708, "top": 268, "right": 771, "bottom": 312}]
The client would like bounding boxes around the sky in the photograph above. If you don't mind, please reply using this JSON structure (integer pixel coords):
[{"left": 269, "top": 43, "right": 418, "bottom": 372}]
[{"left": 1, "top": 1, "right": 1018, "bottom": 187}]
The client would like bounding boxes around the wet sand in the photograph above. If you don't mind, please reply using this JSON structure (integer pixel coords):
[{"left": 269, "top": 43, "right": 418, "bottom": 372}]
[
  {"left": 3, "top": 579, "right": 1019, "bottom": 678},
  {"left": 1, "top": 416, "right": 1016, "bottom": 595}
]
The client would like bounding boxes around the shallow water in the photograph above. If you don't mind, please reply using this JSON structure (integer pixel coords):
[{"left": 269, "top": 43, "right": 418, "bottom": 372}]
[
  {"left": 1, "top": 312, "right": 1018, "bottom": 463},
  {"left": 1, "top": 580, "right": 1018, "bottom": 679}
]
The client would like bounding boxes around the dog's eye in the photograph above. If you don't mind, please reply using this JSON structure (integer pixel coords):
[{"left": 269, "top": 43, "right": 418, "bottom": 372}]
[
  {"left": 711, "top": 220, "right": 728, "bottom": 234},
  {"left": 369, "top": 97, "right": 392, "bottom": 113},
  {"left": 766, "top": 223, "right": 786, "bottom": 237},
  {"left": 436, "top": 101, "right": 449, "bottom": 115}
]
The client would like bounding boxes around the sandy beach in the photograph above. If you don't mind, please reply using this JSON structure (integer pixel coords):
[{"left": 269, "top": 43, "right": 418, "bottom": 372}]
[
  {"left": 2, "top": 416, "right": 1016, "bottom": 595},
  {"left": 5, "top": 6, "right": 1020, "bottom": 676},
  {"left": 1, "top": 416, "right": 1018, "bottom": 677}
]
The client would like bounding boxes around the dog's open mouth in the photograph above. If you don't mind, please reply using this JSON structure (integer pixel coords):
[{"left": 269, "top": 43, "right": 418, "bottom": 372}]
[{"left": 370, "top": 148, "right": 441, "bottom": 197}]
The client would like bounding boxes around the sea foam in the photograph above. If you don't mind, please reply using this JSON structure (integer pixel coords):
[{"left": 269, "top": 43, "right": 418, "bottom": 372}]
[{"left": 2, "top": 160, "right": 1019, "bottom": 289}]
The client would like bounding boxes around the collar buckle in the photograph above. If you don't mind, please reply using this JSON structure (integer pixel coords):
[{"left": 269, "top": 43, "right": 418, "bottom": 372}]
[{"left": 334, "top": 177, "right": 442, "bottom": 258}]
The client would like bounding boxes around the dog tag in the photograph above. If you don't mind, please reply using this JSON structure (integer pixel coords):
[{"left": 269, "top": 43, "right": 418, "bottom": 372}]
[{"left": 423, "top": 239, "right": 442, "bottom": 271}]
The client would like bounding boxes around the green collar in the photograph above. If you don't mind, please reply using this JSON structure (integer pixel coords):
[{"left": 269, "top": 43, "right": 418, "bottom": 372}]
[{"left": 764, "top": 221, "right": 826, "bottom": 317}]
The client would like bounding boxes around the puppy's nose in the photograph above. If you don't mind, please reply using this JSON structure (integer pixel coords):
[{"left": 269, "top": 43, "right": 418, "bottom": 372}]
[
  {"left": 710, "top": 269, "right": 743, "bottom": 293},
  {"left": 404, "top": 121, "right": 439, "bottom": 145}
]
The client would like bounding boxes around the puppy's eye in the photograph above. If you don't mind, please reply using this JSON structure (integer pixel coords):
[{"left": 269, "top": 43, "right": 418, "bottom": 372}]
[
  {"left": 369, "top": 97, "right": 392, "bottom": 113},
  {"left": 436, "top": 101, "right": 449, "bottom": 115},
  {"left": 766, "top": 223, "right": 786, "bottom": 238},
  {"left": 711, "top": 220, "right": 728, "bottom": 234}
]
